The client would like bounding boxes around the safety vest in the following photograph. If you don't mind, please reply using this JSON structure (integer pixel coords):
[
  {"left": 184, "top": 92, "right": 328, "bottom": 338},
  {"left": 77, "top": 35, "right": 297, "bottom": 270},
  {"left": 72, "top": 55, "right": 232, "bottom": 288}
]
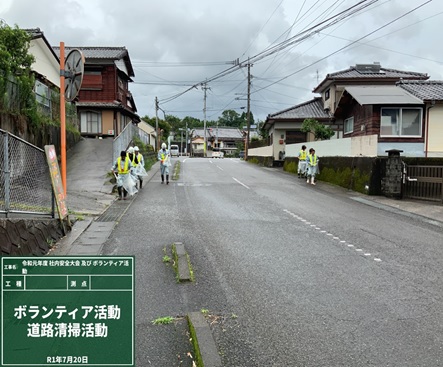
[
  {"left": 130, "top": 154, "right": 139, "bottom": 167},
  {"left": 309, "top": 154, "right": 317, "bottom": 166},
  {"left": 136, "top": 153, "right": 143, "bottom": 165},
  {"left": 299, "top": 150, "right": 307, "bottom": 160},
  {"left": 117, "top": 157, "right": 130, "bottom": 174}
]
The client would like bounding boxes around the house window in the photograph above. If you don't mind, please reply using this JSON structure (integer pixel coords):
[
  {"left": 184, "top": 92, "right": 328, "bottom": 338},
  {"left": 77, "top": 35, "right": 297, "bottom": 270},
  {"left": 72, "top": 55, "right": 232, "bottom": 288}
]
[
  {"left": 80, "top": 111, "right": 102, "bottom": 134},
  {"left": 344, "top": 116, "right": 354, "bottom": 134},
  {"left": 380, "top": 108, "right": 422, "bottom": 137},
  {"left": 35, "top": 80, "right": 50, "bottom": 107},
  {"left": 325, "top": 89, "right": 330, "bottom": 101}
]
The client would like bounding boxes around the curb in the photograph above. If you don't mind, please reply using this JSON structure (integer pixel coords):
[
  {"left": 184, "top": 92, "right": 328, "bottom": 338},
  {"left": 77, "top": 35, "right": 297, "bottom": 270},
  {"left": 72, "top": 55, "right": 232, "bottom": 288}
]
[
  {"left": 172, "top": 242, "right": 192, "bottom": 281},
  {"left": 187, "top": 312, "right": 222, "bottom": 367}
]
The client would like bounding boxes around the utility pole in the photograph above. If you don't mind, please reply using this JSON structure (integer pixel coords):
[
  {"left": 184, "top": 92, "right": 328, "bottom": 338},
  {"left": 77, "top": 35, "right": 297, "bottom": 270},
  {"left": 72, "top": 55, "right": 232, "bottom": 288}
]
[
  {"left": 202, "top": 82, "right": 210, "bottom": 157},
  {"left": 245, "top": 61, "right": 252, "bottom": 160},
  {"left": 155, "top": 96, "right": 159, "bottom": 151}
]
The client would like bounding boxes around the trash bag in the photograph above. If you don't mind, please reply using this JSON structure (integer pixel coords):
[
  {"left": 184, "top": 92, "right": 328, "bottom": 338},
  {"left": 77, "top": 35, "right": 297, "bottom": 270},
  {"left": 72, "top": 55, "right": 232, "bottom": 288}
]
[
  {"left": 134, "top": 165, "right": 148, "bottom": 177},
  {"left": 122, "top": 174, "right": 138, "bottom": 196}
]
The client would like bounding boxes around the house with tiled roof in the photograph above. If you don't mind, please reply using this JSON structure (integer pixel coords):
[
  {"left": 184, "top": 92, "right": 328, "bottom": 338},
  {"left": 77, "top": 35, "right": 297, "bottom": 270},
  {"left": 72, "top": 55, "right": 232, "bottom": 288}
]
[
  {"left": 396, "top": 80, "right": 443, "bottom": 157},
  {"left": 260, "top": 62, "right": 432, "bottom": 162},
  {"left": 191, "top": 127, "right": 243, "bottom": 156},
  {"left": 53, "top": 46, "right": 140, "bottom": 137},
  {"left": 332, "top": 79, "right": 443, "bottom": 157},
  {"left": 263, "top": 97, "right": 332, "bottom": 160}
]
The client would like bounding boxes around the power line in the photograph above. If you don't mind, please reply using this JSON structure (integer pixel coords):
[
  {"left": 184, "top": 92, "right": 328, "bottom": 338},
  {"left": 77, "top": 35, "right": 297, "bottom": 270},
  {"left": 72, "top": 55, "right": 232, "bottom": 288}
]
[
  {"left": 252, "top": 0, "right": 432, "bottom": 94},
  {"left": 158, "top": 0, "right": 377, "bottom": 106}
]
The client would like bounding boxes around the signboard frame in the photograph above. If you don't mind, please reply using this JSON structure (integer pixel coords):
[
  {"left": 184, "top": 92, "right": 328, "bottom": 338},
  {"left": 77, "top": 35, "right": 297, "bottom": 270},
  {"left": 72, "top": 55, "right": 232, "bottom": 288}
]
[{"left": 1, "top": 256, "right": 135, "bottom": 366}]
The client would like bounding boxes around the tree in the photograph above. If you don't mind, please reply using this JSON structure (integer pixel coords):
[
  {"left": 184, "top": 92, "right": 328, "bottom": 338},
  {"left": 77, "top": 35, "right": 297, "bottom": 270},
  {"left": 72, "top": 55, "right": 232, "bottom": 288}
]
[
  {"left": 301, "top": 118, "right": 335, "bottom": 141},
  {"left": 141, "top": 115, "right": 171, "bottom": 140},
  {"left": 218, "top": 109, "right": 242, "bottom": 127},
  {"left": 0, "top": 23, "right": 35, "bottom": 112}
]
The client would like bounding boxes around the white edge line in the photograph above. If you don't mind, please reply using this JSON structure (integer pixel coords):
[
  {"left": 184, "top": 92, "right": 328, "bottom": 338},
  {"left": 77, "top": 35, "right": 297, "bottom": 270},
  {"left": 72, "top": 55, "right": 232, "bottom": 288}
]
[{"left": 232, "top": 177, "right": 250, "bottom": 189}]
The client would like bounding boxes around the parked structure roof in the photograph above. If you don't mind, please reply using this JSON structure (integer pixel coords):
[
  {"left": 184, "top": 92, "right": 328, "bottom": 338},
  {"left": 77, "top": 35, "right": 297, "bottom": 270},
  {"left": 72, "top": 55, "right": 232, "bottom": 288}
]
[
  {"left": 268, "top": 97, "right": 330, "bottom": 120},
  {"left": 313, "top": 63, "right": 428, "bottom": 93},
  {"left": 344, "top": 86, "right": 423, "bottom": 105},
  {"left": 397, "top": 80, "right": 443, "bottom": 101}
]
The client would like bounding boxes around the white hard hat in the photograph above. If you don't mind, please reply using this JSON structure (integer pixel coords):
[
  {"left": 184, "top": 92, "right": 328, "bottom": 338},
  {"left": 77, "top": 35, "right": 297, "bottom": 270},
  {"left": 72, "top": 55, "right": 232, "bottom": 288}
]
[
  {"left": 161, "top": 143, "right": 166, "bottom": 149},
  {"left": 127, "top": 147, "right": 134, "bottom": 154},
  {"left": 134, "top": 146, "right": 139, "bottom": 151}
]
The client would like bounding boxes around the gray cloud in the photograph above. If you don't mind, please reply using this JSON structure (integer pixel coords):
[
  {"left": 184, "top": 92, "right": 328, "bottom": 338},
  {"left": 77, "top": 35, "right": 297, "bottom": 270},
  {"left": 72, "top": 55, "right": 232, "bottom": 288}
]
[{"left": 2, "top": 0, "right": 442, "bottom": 121}]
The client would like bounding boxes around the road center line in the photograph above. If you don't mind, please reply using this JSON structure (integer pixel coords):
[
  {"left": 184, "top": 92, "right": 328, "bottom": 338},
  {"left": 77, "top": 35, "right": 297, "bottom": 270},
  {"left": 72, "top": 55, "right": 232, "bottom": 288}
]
[{"left": 232, "top": 177, "right": 250, "bottom": 189}]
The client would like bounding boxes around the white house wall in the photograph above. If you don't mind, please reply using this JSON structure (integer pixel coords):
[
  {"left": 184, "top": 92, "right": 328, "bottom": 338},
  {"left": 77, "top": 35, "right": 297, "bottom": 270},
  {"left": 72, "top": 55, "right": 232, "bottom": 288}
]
[
  {"left": 29, "top": 39, "right": 60, "bottom": 87},
  {"left": 427, "top": 105, "right": 443, "bottom": 157},
  {"left": 285, "top": 135, "right": 378, "bottom": 157},
  {"left": 248, "top": 145, "right": 273, "bottom": 157},
  {"left": 377, "top": 142, "right": 425, "bottom": 157}
]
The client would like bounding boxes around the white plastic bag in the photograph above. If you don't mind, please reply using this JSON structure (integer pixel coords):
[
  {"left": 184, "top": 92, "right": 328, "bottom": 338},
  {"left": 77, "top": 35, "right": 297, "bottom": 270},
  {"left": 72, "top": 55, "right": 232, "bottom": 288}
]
[
  {"left": 134, "top": 165, "right": 148, "bottom": 177},
  {"left": 122, "top": 174, "right": 138, "bottom": 196}
]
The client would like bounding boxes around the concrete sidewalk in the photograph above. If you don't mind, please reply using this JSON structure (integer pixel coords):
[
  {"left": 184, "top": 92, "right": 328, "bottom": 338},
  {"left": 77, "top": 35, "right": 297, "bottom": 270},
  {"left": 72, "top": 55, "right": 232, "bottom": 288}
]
[{"left": 50, "top": 137, "right": 160, "bottom": 255}]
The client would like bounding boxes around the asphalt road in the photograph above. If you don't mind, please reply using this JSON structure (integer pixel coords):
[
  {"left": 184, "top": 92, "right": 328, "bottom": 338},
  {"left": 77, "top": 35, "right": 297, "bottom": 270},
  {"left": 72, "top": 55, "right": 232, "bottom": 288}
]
[{"left": 102, "top": 157, "right": 443, "bottom": 367}]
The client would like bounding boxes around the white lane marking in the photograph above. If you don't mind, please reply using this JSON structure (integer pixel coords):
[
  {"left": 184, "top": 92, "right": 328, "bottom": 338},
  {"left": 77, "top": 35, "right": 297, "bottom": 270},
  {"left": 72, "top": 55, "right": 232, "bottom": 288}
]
[
  {"left": 232, "top": 177, "right": 250, "bottom": 189},
  {"left": 217, "top": 166, "right": 224, "bottom": 171},
  {"left": 283, "top": 209, "right": 382, "bottom": 262}
]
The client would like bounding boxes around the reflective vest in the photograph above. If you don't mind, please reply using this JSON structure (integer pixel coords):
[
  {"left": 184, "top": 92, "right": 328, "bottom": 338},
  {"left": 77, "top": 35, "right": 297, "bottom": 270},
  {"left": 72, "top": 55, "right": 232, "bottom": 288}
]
[
  {"left": 299, "top": 150, "right": 307, "bottom": 160},
  {"left": 136, "top": 153, "right": 143, "bottom": 165},
  {"left": 308, "top": 154, "right": 318, "bottom": 166},
  {"left": 130, "top": 154, "right": 139, "bottom": 167},
  {"left": 117, "top": 157, "right": 130, "bottom": 174}
]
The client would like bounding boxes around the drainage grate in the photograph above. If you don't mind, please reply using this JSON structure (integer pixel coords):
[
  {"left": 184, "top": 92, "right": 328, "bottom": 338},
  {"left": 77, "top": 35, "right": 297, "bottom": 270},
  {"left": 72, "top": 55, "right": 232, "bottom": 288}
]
[{"left": 96, "top": 200, "right": 131, "bottom": 222}]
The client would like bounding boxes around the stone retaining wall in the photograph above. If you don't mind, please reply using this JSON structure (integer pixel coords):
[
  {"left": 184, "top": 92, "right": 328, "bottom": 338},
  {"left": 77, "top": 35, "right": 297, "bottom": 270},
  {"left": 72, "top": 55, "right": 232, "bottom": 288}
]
[{"left": 0, "top": 219, "right": 65, "bottom": 256}]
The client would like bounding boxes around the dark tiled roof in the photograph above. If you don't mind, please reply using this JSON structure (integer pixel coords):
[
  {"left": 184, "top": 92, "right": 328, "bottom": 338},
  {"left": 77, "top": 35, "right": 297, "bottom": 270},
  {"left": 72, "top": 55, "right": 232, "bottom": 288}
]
[
  {"left": 76, "top": 102, "right": 140, "bottom": 121},
  {"left": 52, "top": 46, "right": 134, "bottom": 77},
  {"left": 52, "top": 46, "right": 128, "bottom": 60},
  {"left": 313, "top": 63, "right": 428, "bottom": 93},
  {"left": 268, "top": 97, "right": 329, "bottom": 120},
  {"left": 23, "top": 28, "right": 59, "bottom": 62},
  {"left": 327, "top": 66, "right": 427, "bottom": 79},
  {"left": 192, "top": 127, "right": 243, "bottom": 139},
  {"left": 397, "top": 80, "right": 443, "bottom": 101}
]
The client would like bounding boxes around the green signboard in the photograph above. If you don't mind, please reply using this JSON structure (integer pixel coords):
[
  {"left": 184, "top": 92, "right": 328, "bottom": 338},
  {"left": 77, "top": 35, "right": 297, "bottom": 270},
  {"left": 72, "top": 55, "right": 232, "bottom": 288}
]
[{"left": 1, "top": 257, "right": 134, "bottom": 366}]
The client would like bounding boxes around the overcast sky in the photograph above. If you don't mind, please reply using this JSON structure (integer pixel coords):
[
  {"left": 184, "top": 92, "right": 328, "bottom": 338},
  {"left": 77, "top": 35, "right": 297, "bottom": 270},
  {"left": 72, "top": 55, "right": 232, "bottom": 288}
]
[{"left": 1, "top": 0, "right": 442, "bottom": 123}]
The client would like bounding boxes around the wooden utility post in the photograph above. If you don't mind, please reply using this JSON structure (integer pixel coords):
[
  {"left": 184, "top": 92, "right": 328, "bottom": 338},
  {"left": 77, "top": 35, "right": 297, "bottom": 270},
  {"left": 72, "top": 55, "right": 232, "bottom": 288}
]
[
  {"left": 202, "top": 83, "right": 210, "bottom": 157},
  {"left": 245, "top": 61, "right": 252, "bottom": 160}
]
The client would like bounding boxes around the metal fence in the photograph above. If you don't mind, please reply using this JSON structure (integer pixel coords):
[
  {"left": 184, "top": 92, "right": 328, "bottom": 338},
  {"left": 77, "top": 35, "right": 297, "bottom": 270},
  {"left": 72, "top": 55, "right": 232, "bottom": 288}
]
[
  {"left": 112, "top": 123, "right": 154, "bottom": 163},
  {"left": 404, "top": 165, "right": 443, "bottom": 204},
  {"left": 0, "top": 129, "right": 55, "bottom": 218}
]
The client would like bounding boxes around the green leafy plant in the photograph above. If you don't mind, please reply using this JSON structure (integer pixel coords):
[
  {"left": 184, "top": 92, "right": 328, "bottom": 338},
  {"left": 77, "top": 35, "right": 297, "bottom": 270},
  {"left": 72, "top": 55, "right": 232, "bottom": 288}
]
[
  {"left": 162, "top": 255, "right": 171, "bottom": 263},
  {"left": 152, "top": 316, "right": 175, "bottom": 325},
  {"left": 301, "top": 118, "right": 335, "bottom": 140}
]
